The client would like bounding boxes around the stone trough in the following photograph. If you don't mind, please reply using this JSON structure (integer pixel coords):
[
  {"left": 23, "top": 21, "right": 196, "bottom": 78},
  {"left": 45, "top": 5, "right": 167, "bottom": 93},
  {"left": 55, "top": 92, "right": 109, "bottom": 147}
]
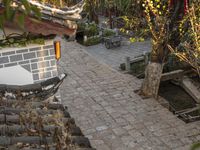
[{"left": 159, "top": 75, "right": 200, "bottom": 123}]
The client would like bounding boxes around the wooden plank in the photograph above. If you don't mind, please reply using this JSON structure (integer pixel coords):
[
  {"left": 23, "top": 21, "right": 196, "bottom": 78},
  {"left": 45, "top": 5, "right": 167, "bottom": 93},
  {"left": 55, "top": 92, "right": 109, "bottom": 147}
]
[
  {"left": 181, "top": 77, "right": 200, "bottom": 103},
  {"left": 174, "top": 107, "right": 197, "bottom": 115},
  {"left": 161, "top": 70, "right": 184, "bottom": 81},
  {"left": 120, "top": 56, "right": 144, "bottom": 68},
  {"left": 177, "top": 106, "right": 200, "bottom": 115},
  {"left": 131, "top": 56, "right": 144, "bottom": 63}
]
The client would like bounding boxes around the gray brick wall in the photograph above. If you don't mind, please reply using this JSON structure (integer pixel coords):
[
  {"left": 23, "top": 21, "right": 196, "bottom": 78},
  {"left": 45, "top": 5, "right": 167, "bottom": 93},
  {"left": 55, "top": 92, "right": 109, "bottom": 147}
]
[{"left": 0, "top": 42, "right": 58, "bottom": 83}]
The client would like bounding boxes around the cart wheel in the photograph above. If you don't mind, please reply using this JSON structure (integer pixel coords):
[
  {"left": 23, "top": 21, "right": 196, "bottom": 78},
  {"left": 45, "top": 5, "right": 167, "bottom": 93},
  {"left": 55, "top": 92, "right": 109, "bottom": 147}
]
[
  {"left": 117, "top": 42, "right": 121, "bottom": 47},
  {"left": 105, "top": 42, "right": 111, "bottom": 49}
]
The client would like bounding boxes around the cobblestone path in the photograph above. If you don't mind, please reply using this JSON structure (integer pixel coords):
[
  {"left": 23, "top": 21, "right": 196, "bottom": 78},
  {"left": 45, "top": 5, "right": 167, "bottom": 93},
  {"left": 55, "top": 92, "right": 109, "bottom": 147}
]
[
  {"left": 58, "top": 41, "right": 200, "bottom": 150},
  {"left": 85, "top": 41, "right": 151, "bottom": 69}
]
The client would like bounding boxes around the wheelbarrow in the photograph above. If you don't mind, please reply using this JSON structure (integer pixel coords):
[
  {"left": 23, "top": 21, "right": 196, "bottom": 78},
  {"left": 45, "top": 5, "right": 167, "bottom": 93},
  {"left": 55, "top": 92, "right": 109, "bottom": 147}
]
[{"left": 104, "top": 35, "right": 122, "bottom": 49}]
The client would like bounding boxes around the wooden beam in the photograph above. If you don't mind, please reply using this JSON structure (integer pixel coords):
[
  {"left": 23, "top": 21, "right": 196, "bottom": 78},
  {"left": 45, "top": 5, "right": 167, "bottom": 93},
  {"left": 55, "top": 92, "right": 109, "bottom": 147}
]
[
  {"left": 161, "top": 70, "right": 184, "bottom": 81},
  {"left": 181, "top": 77, "right": 200, "bottom": 103}
]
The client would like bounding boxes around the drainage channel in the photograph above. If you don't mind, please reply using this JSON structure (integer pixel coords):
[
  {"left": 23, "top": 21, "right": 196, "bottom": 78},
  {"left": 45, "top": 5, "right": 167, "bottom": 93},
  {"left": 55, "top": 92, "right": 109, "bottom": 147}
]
[{"left": 159, "top": 80, "right": 200, "bottom": 123}]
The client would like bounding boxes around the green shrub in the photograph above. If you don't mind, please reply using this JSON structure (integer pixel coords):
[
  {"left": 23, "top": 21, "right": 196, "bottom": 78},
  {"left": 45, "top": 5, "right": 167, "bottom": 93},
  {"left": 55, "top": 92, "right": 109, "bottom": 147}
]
[
  {"left": 84, "top": 36, "right": 101, "bottom": 46},
  {"left": 0, "top": 37, "right": 45, "bottom": 48},
  {"left": 102, "top": 29, "right": 115, "bottom": 37},
  {"left": 77, "top": 22, "right": 86, "bottom": 31},
  {"left": 129, "top": 37, "right": 145, "bottom": 43},
  {"left": 77, "top": 22, "right": 99, "bottom": 37},
  {"left": 84, "top": 23, "right": 99, "bottom": 37}
]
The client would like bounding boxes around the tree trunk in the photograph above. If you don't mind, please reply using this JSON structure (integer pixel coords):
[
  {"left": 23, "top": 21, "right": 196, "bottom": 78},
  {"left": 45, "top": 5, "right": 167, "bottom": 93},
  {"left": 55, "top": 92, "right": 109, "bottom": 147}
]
[{"left": 140, "top": 62, "right": 163, "bottom": 99}]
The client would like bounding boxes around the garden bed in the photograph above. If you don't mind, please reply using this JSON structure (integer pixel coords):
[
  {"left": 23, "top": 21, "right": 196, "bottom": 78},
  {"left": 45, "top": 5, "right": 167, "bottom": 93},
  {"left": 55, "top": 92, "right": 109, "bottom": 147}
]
[
  {"left": 121, "top": 56, "right": 200, "bottom": 123},
  {"left": 159, "top": 81, "right": 196, "bottom": 112},
  {"left": 76, "top": 22, "right": 116, "bottom": 46},
  {"left": 158, "top": 77, "right": 200, "bottom": 123}
]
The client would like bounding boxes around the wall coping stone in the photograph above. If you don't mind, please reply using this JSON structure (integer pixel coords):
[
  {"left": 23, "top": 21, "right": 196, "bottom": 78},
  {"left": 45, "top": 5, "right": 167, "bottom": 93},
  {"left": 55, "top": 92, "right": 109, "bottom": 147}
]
[{"left": 0, "top": 40, "right": 54, "bottom": 53}]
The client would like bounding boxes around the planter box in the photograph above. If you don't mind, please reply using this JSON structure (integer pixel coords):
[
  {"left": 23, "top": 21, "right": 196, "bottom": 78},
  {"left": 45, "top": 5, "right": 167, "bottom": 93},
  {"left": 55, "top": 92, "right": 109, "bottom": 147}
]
[{"left": 0, "top": 40, "right": 58, "bottom": 85}]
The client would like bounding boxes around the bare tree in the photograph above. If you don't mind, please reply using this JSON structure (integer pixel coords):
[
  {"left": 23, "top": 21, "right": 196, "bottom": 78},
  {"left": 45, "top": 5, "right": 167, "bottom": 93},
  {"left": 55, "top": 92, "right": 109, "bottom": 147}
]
[
  {"left": 168, "top": 4, "right": 200, "bottom": 78},
  {"left": 140, "top": 0, "right": 171, "bottom": 98}
]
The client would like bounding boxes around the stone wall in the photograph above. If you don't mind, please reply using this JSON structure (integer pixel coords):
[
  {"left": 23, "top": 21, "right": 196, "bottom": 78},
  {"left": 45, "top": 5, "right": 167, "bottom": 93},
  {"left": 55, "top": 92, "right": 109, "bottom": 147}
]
[{"left": 0, "top": 41, "right": 58, "bottom": 84}]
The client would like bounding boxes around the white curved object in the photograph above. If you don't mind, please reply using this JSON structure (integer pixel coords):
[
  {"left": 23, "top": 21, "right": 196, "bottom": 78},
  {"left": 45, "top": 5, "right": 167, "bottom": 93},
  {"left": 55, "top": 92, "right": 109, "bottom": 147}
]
[
  {"left": 0, "top": 65, "right": 33, "bottom": 85},
  {"left": 27, "top": 0, "right": 85, "bottom": 15}
]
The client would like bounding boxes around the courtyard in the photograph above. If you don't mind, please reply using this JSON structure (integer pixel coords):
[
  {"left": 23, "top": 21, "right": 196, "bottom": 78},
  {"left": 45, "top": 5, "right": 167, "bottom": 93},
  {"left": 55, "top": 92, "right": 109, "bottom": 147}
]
[{"left": 58, "top": 40, "right": 200, "bottom": 150}]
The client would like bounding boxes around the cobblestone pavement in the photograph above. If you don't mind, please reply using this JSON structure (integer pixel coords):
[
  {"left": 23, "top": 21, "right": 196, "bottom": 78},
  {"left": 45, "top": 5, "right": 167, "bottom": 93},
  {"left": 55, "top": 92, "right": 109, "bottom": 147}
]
[
  {"left": 58, "top": 41, "right": 200, "bottom": 150},
  {"left": 85, "top": 41, "right": 151, "bottom": 70}
]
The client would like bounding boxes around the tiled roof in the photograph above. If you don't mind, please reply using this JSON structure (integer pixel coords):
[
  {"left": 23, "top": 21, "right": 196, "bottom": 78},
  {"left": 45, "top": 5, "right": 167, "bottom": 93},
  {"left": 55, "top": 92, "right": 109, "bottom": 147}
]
[
  {"left": 0, "top": 0, "right": 85, "bottom": 36},
  {"left": 0, "top": 74, "right": 95, "bottom": 150},
  {"left": 27, "top": 0, "right": 84, "bottom": 28}
]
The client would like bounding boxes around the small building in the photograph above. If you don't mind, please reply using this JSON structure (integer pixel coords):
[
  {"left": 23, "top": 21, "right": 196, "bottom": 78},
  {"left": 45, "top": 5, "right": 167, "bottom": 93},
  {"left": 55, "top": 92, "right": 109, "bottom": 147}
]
[
  {"left": 0, "top": 1, "right": 95, "bottom": 149},
  {"left": 0, "top": 0, "right": 84, "bottom": 85}
]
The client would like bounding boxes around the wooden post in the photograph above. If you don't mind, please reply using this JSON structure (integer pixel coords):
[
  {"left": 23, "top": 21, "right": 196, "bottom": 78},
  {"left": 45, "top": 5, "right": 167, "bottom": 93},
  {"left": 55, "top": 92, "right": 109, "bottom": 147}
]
[{"left": 125, "top": 57, "right": 131, "bottom": 72}]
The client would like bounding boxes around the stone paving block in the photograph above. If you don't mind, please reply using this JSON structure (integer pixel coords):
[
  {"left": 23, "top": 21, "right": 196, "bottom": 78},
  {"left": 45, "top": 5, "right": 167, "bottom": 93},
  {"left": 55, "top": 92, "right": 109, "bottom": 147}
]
[
  {"left": 10, "top": 54, "right": 23, "bottom": 62},
  {"left": 38, "top": 61, "right": 50, "bottom": 68},
  {"left": 2, "top": 51, "right": 15, "bottom": 56},
  {"left": 37, "top": 50, "right": 49, "bottom": 57},
  {"left": 29, "top": 47, "right": 41, "bottom": 52},
  {"left": 31, "top": 58, "right": 43, "bottom": 63},
  {"left": 58, "top": 41, "right": 200, "bottom": 150},
  {"left": 21, "top": 64, "right": 31, "bottom": 72},
  {"left": 94, "top": 144, "right": 110, "bottom": 150},
  {"left": 115, "top": 117, "right": 129, "bottom": 126},
  {"left": 31, "top": 63, "right": 38, "bottom": 70},
  {"left": 84, "top": 128, "right": 96, "bottom": 135},
  {"left": 39, "top": 71, "right": 51, "bottom": 79},
  {"left": 43, "top": 45, "right": 53, "bottom": 49},
  {"left": 0, "top": 56, "right": 9, "bottom": 64},
  {"left": 121, "top": 135, "right": 135, "bottom": 147},
  {"left": 111, "top": 137, "right": 133, "bottom": 150},
  {"left": 50, "top": 60, "right": 56, "bottom": 66},
  {"left": 113, "top": 127, "right": 127, "bottom": 136},
  {"left": 18, "top": 60, "right": 29, "bottom": 65},
  {"left": 23, "top": 52, "right": 36, "bottom": 60},
  {"left": 49, "top": 48, "right": 55, "bottom": 55},
  {"left": 33, "top": 73, "right": 39, "bottom": 80},
  {"left": 4, "top": 62, "right": 17, "bottom": 67},
  {"left": 174, "top": 145, "right": 191, "bottom": 150},
  {"left": 44, "top": 56, "right": 55, "bottom": 60},
  {"left": 16, "top": 49, "right": 28, "bottom": 53},
  {"left": 164, "top": 139, "right": 184, "bottom": 149},
  {"left": 90, "top": 139, "right": 104, "bottom": 146}
]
